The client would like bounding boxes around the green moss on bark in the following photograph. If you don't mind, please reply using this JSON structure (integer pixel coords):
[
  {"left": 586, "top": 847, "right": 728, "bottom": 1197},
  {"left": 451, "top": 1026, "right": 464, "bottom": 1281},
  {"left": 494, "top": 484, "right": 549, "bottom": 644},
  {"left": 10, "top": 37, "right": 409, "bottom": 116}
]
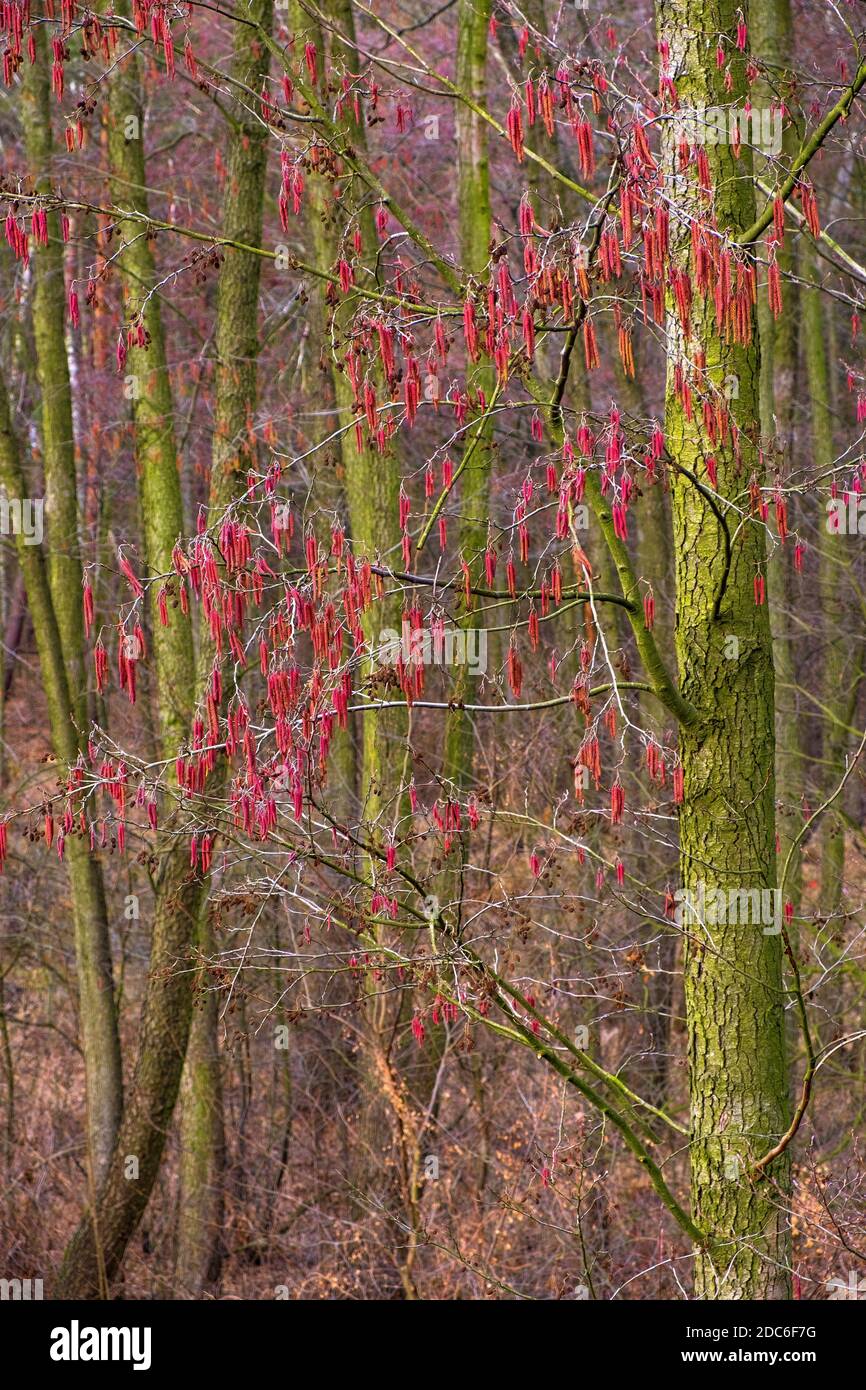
[
  {"left": 0, "top": 369, "right": 122, "bottom": 1185},
  {"left": 657, "top": 0, "right": 791, "bottom": 1298}
]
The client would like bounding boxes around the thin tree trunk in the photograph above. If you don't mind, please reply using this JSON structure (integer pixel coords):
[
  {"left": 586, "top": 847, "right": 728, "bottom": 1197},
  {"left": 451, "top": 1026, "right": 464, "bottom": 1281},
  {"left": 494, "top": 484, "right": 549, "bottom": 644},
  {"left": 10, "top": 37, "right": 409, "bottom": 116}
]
[
  {"left": 437, "top": 0, "right": 495, "bottom": 923},
  {"left": 386, "top": 2, "right": 498, "bottom": 1254},
  {"left": 175, "top": 905, "right": 226, "bottom": 1296},
  {"left": 2, "top": 573, "right": 28, "bottom": 700},
  {"left": 176, "top": 0, "right": 273, "bottom": 1297},
  {"left": 22, "top": 29, "right": 87, "bottom": 725},
  {"left": 297, "top": 0, "right": 417, "bottom": 1293},
  {"left": 327, "top": 0, "right": 407, "bottom": 846},
  {"left": 56, "top": 8, "right": 208, "bottom": 1296},
  {"left": 0, "top": 368, "right": 122, "bottom": 1186},
  {"left": 633, "top": 399, "right": 679, "bottom": 1114},
  {"left": 294, "top": 13, "right": 358, "bottom": 824},
  {"left": 19, "top": 22, "right": 123, "bottom": 1185},
  {"left": 801, "top": 237, "right": 856, "bottom": 914},
  {"left": 754, "top": 0, "right": 804, "bottom": 927}
]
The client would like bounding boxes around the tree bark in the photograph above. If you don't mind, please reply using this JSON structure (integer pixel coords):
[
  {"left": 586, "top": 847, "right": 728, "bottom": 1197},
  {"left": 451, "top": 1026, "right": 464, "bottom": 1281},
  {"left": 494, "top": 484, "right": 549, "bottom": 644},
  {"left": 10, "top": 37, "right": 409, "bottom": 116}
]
[
  {"left": 0, "top": 368, "right": 122, "bottom": 1187},
  {"left": 176, "top": 0, "right": 273, "bottom": 1298},
  {"left": 12, "top": 34, "right": 123, "bottom": 1183},
  {"left": 435, "top": 0, "right": 496, "bottom": 936},
  {"left": 801, "top": 237, "right": 856, "bottom": 914},
  {"left": 56, "top": 6, "right": 207, "bottom": 1296},
  {"left": 753, "top": 0, "right": 804, "bottom": 925},
  {"left": 656, "top": 0, "right": 791, "bottom": 1298}
]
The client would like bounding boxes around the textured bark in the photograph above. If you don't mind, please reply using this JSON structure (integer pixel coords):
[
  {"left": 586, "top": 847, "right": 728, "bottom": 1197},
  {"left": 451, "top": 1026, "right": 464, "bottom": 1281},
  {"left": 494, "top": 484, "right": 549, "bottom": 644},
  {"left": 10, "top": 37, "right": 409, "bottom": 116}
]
[
  {"left": 0, "top": 369, "right": 122, "bottom": 1185},
  {"left": 19, "top": 25, "right": 123, "bottom": 1184},
  {"left": 801, "top": 237, "right": 856, "bottom": 914},
  {"left": 656, "top": 0, "right": 791, "bottom": 1298},
  {"left": 296, "top": 0, "right": 420, "bottom": 1294},
  {"left": 438, "top": 0, "right": 495, "bottom": 927},
  {"left": 293, "top": 8, "right": 358, "bottom": 823},
  {"left": 176, "top": 0, "right": 273, "bottom": 1297},
  {"left": 1, "top": 573, "right": 27, "bottom": 702},
  {"left": 55, "top": 848, "right": 207, "bottom": 1297},
  {"left": 330, "top": 0, "right": 406, "bottom": 830},
  {"left": 103, "top": 26, "right": 195, "bottom": 753},
  {"left": 175, "top": 906, "right": 226, "bottom": 1297},
  {"left": 21, "top": 28, "right": 87, "bottom": 725},
  {"left": 619, "top": 360, "right": 679, "bottom": 1114},
  {"left": 753, "top": 0, "right": 804, "bottom": 920},
  {"left": 56, "top": 9, "right": 207, "bottom": 1296},
  {"left": 291, "top": 5, "right": 407, "bottom": 841}
]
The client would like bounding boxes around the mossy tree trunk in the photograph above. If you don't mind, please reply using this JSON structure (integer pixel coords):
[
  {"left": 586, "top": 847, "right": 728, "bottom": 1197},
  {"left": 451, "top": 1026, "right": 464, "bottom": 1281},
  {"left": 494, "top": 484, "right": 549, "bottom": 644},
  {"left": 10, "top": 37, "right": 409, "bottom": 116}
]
[
  {"left": 437, "top": 0, "right": 495, "bottom": 923},
  {"left": 18, "top": 34, "right": 123, "bottom": 1186},
  {"left": 292, "top": 4, "right": 358, "bottom": 823},
  {"left": 753, "top": 0, "right": 804, "bottom": 924},
  {"left": 56, "top": 8, "right": 208, "bottom": 1297},
  {"left": 176, "top": 0, "right": 273, "bottom": 1298},
  {"left": 633, "top": 401, "right": 679, "bottom": 1114},
  {"left": 295, "top": 0, "right": 423, "bottom": 1294},
  {"left": 656, "top": 0, "right": 791, "bottom": 1298},
  {"left": 329, "top": 0, "right": 406, "bottom": 838},
  {"left": 176, "top": 899, "right": 227, "bottom": 1298},
  {"left": 800, "top": 237, "right": 857, "bottom": 914}
]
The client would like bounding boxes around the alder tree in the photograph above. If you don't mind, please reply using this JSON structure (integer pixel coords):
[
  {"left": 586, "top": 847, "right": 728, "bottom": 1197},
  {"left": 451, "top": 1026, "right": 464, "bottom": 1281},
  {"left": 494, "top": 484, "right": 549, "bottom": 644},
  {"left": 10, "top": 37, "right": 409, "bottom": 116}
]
[{"left": 0, "top": 0, "right": 865, "bottom": 1301}]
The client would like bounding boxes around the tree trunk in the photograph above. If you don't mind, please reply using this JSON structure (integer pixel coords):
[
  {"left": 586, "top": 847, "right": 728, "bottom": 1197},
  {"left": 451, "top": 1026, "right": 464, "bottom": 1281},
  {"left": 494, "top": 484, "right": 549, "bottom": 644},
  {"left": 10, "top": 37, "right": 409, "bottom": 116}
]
[
  {"left": 21, "top": 27, "right": 87, "bottom": 725},
  {"left": 297, "top": 0, "right": 418, "bottom": 1293},
  {"left": 18, "top": 23, "right": 123, "bottom": 1185},
  {"left": 438, "top": 0, "right": 495, "bottom": 923},
  {"left": 753, "top": 0, "right": 804, "bottom": 928},
  {"left": 656, "top": 0, "right": 791, "bottom": 1298},
  {"left": 801, "top": 237, "right": 855, "bottom": 914},
  {"left": 175, "top": 906, "right": 226, "bottom": 1297},
  {"left": 0, "top": 369, "right": 122, "bottom": 1187},
  {"left": 56, "top": 7, "right": 207, "bottom": 1296},
  {"left": 176, "top": 0, "right": 273, "bottom": 1297}
]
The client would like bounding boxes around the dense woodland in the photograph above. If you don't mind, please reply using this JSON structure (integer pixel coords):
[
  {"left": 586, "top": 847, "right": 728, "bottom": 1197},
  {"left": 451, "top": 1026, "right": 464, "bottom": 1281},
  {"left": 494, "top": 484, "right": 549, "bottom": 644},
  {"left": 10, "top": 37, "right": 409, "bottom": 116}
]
[{"left": 0, "top": 0, "right": 865, "bottom": 1302}]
